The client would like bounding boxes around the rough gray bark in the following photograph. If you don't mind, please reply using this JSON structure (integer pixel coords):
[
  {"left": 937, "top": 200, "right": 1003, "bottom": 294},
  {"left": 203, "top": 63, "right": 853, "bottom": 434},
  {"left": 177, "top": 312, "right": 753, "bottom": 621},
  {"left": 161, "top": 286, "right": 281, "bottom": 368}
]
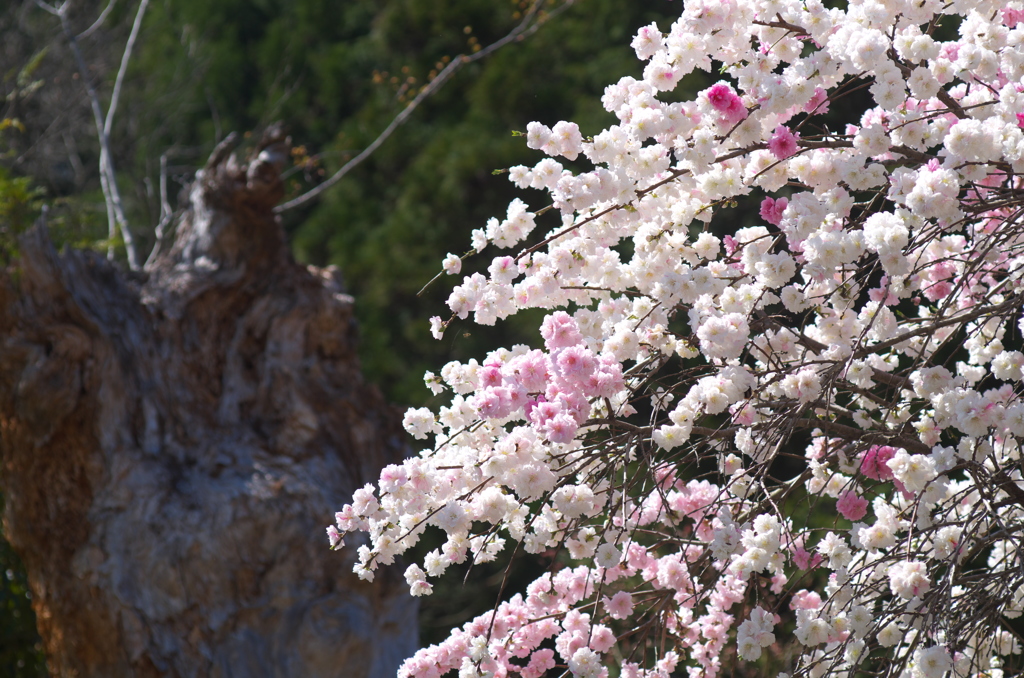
[{"left": 0, "top": 126, "right": 415, "bottom": 677}]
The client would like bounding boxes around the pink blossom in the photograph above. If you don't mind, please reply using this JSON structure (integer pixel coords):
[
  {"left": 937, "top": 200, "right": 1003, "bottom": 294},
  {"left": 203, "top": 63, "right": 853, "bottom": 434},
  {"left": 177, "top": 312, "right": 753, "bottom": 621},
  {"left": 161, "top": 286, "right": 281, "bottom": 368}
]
[
  {"left": 654, "top": 464, "right": 678, "bottom": 489},
  {"left": 836, "top": 490, "right": 869, "bottom": 521},
  {"left": 860, "top": 445, "right": 897, "bottom": 480},
  {"left": 590, "top": 624, "right": 617, "bottom": 652},
  {"left": 759, "top": 196, "right": 788, "bottom": 226},
  {"left": 894, "top": 478, "right": 915, "bottom": 500},
  {"left": 473, "top": 387, "right": 513, "bottom": 419},
  {"left": 1003, "top": 7, "right": 1024, "bottom": 27},
  {"left": 540, "top": 311, "right": 582, "bottom": 349},
  {"left": 721, "top": 97, "right": 748, "bottom": 124},
  {"left": 506, "top": 384, "right": 529, "bottom": 411},
  {"left": 558, "top": 390, "right": 591, "bottom": 425},
  {"left": 922, "top": 280, "right": 953, "bottom": 301},
  {"left": 791, "top": 545, "right": 823, "bottom": 570},
  {"left": 768, "top": 125, "right": 800, "bottom": 160},
  {"left": 523, "top": 395, "right": 542, "bottom": 421},
  {"left": 626, "top": 543, "right": 652, "bottom": 571},
  {"left": 790, "top": 589, "right": 822, "bottom": 610},
  {"left": 868, "top": 275, "right": 900, "bottom": 305},
  {"left": 508, "top": 350, "right": 550, "bottom": 393},
  {"left": 562, "top": 609, "right": 591, "bottom": 634},
  {"left": 522, "top": 649, "right": 556, "bottom": 678},
  {"left": 337, "top": 2, "right": 1024, "bottom": 674},
  {"left": 656, "top": 554, "right": 694, "bottom": 592},
  {"left": 529, "top": 399, "right": 560, "bottom": 426},
  {"left": 555, "top": 344, "right": 596, "bottom": 381},
  {"left": 803, "top": 86, "right": 830, "bottom": 114},
  {"left": 604, "top": 591, "right": 634, "bottom": 619},
  {"left": 478, "top": 364, "right": 503, "bottom": 389},
  {"left": 543, "top": 413, "right": 578, "bottom": 442},
  {"left": 706, "top": 83, "right": 737, "bottom": 111},
  {"left": 705, "top": 82, "right": 747, "bottom": 124}
]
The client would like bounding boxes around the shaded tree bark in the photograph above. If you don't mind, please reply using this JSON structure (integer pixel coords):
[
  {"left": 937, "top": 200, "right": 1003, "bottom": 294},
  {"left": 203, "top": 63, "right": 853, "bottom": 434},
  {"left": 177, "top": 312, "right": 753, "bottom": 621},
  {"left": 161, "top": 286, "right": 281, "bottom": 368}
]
[{"left": 0, "top": 125, "right": 415, "bottom": 677}]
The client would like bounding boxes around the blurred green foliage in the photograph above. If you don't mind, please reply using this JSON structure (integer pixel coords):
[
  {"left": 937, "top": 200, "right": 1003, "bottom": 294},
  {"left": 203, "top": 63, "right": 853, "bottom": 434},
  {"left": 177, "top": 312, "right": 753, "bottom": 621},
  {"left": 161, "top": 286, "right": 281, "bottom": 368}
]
[
  {"left": 0, "top": 501, "right": 45, "bottom": 677},
  {"left": 0, "top": 166, "right": 42, "bottom": 243}
]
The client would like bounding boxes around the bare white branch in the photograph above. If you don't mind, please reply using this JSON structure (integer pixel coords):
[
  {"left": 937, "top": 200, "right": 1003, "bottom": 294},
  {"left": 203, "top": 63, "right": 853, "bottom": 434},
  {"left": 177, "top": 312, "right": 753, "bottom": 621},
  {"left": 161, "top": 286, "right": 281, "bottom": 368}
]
[
  {"left": 77, "top": 0, "right": 117, "bottom": 39},
  {"left": 57, "top": 0, "right": 140, "bottom": 269},
  {"left": 104, "top": 0, "right": 148, "bottom": 139}
]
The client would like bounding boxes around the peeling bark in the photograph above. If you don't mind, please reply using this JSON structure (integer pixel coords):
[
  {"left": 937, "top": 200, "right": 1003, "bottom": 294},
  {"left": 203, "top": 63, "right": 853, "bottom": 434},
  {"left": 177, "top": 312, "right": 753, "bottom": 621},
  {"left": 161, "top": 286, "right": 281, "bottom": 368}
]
[{"left": 0, "top": 125, "right": 415, "bottom": 677}]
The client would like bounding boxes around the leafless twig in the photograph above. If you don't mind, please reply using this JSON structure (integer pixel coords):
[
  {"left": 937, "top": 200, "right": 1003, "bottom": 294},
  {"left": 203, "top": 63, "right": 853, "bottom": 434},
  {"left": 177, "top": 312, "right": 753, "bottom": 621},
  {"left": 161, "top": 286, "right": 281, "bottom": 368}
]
[
  {"left": 104, "top": 0, "right": 148, "bottom": 139},
  {"left": 77, "top": 0, "right": 117, "bottom": 39},
  {"left": 145, "top": 152, "right": 174, "bottom": 268},
  {"left": 274, "top": 0, "right": 577, "bottom": 213},
  {"left": 49, "top": 0, "right": 143, "bottom": 269}
]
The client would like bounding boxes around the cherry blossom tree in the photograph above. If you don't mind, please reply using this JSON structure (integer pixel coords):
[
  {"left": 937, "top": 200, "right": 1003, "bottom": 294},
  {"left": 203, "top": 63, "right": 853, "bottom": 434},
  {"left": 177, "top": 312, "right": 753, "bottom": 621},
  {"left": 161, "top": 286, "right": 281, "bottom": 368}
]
[{"left": 332, "top": 0, "right": 1024, "bottom": 676}]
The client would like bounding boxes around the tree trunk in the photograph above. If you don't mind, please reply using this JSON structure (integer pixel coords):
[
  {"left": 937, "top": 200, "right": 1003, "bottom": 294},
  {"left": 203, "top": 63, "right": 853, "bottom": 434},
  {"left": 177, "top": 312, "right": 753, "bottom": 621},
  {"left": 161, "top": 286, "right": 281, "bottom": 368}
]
[{"left": 0, "top": 126, "right": 415, "bottom": 677}]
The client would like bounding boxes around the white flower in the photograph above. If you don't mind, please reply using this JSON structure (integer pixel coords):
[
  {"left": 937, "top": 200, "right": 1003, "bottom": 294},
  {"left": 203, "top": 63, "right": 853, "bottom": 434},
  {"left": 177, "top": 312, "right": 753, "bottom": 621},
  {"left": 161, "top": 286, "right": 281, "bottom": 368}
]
[
  {"left": 403, "top": 407, "right": 441, "bottom": 439},
  {"left": 889, "top": 560, "right": 931, "bottom": 600},
  {"left": 693, "top": 232, "right": 721, "bottom": 260},
  {"left": 795, "top": 615, "right": 830, "bottom": 646},
  {"left": 569, "top": 647, "right": 602, "bottom": 678},
  {"left": 443, "top": 253, "right": 462, "bottom": 275},
  {"left": 912, "top": 646, "right": 952, "bottom": 678},
  {"left": 993, "top": 351, "right": 1024, "bottom": 381},
  {"left": 595, "top": 542, "right": 622, "bottom": 568},
  {"left": 471, "top": 228, "right": 488, "bottom": 253},
  {"left": 887, "top": 449, "right": 938, "bottom": 494},
  {"left": 654, "top": 424, "right": 690, "bottom": 450},
  {"left": 877, "top": 621, "right": 904, "bottom": 647},
  {"left": 782, "top": 368, "right": 822, "bottom": 404}
]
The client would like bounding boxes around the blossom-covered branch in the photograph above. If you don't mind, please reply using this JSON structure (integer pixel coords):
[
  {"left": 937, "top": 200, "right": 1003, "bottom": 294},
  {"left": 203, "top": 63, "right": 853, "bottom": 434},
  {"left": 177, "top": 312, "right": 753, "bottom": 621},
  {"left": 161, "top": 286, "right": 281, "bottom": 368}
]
[{"left": 333, "top": 1, "right": 1024, "bottom": 676}]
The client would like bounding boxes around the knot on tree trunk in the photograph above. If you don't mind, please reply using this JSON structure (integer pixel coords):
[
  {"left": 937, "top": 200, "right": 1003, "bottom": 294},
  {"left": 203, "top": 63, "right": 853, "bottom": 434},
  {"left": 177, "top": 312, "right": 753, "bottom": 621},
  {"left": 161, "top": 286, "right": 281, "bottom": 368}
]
[{"left": 0, "top": 126, "right": 415, "bottom": 677}]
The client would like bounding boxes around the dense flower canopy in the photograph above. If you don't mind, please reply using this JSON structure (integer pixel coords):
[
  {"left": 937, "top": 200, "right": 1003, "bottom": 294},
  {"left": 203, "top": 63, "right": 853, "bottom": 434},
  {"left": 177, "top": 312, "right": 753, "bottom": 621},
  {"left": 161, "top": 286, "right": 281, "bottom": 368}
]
[{"left": 332, "top": 0, "right": 1024, "bottom": 676}]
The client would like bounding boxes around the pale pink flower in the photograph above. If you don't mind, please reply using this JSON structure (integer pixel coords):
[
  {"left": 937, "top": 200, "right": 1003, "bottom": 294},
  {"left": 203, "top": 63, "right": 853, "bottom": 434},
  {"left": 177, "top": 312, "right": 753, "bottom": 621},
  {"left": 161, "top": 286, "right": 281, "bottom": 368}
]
[
  {"left": 604, "top": 591, "right": 634, "bottom": 619},
  {"left": 804, "top": 86, "right": 830, "bottom": 114},
  {"left": 791, "top": 545, "right": 823, "bottom": 570},
  {"left": 540, "top": 311, "right": 583, "bottom": 349},
  {"left": 790, "top": 589, "right": 822, "bottom": 610},
  {"left": 524, "top": 649, "right": 556, "bottom": 678}
]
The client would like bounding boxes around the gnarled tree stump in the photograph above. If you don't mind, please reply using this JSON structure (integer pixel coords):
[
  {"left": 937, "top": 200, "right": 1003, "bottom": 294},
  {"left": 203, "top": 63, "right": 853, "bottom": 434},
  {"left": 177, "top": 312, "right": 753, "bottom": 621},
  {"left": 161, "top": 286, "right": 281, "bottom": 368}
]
[{"left": 0, "top": 127, "right": 415, "bottom": 677}]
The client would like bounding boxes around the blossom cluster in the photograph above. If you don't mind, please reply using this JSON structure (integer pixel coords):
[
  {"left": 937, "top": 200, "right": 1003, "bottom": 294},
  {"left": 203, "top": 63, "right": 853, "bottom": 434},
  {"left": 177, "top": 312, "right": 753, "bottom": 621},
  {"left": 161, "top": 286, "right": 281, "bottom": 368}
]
[{"left": 332, "top": 0, "right": 1024, "bottom": 676}]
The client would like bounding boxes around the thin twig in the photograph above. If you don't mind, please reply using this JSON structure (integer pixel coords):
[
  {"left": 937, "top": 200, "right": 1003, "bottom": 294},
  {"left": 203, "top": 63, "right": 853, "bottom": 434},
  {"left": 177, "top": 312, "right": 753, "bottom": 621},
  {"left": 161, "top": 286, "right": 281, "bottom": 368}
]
[
  {"left": 77, "top": 0, "right": 117, "bottom": 39},
  {"left": 33, "top": 0, "right": 58, "bottom": 15},
  {"left": 274, "top": 0, "right": 577, "bottom": 213},
  {"left": 145, "top": 152, "right": 174, "bottom": 268},
  {"left": 55, "top": 0, "right": 140, "bottom": 269},
  {"left": 104, "top": 0, "right": 149, "bottom": 139}
]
